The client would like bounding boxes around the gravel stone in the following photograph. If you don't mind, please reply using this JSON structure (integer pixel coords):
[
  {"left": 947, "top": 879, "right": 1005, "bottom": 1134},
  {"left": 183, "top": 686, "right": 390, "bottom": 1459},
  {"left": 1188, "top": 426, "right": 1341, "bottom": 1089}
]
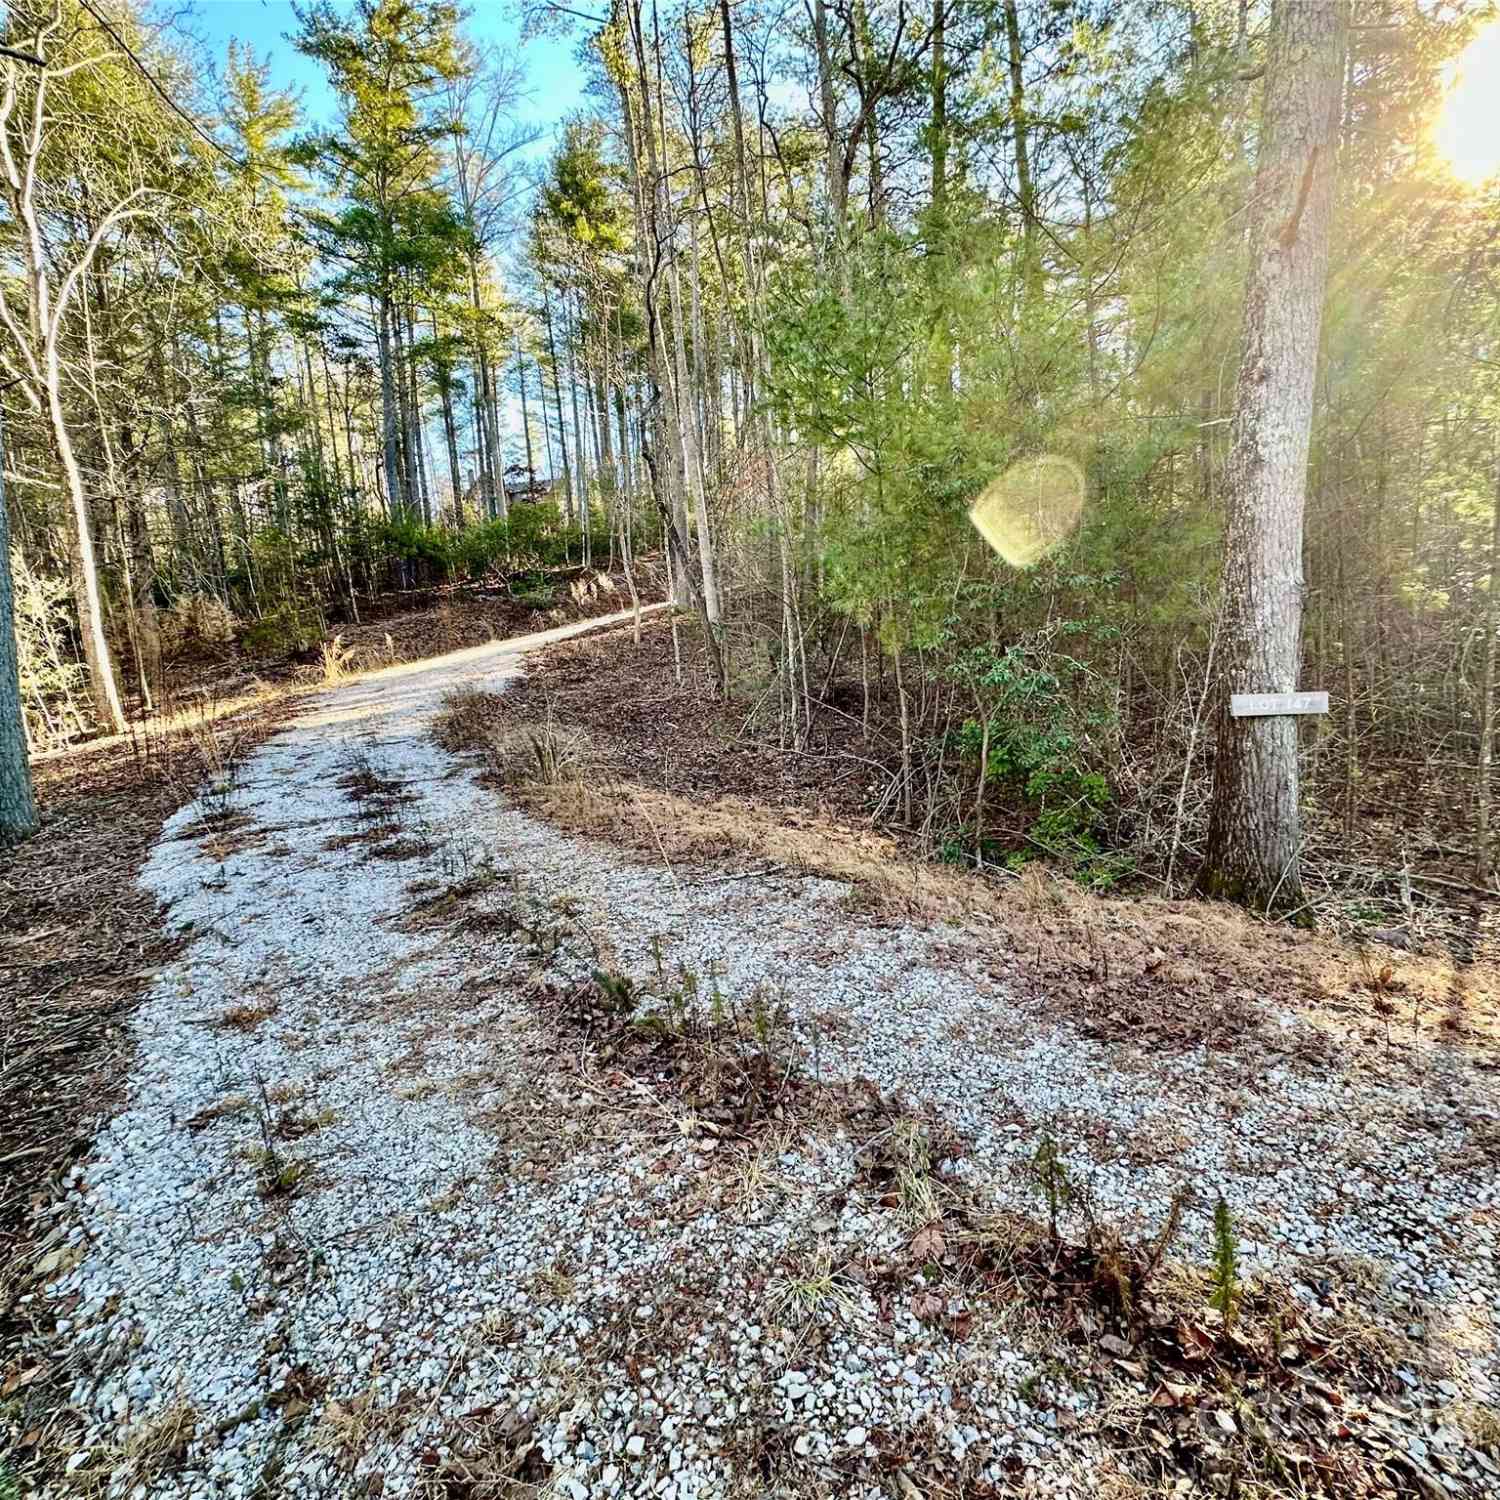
[{"left": 27, "top": 614, "right": 1499, "bottom": 1499}]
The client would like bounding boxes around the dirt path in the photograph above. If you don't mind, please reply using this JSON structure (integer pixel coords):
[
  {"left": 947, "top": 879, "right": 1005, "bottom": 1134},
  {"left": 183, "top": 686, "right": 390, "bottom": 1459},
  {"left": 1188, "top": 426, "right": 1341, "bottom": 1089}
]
[{"left": 24, "top": 611, "right": 1500, "bottom": 1499}]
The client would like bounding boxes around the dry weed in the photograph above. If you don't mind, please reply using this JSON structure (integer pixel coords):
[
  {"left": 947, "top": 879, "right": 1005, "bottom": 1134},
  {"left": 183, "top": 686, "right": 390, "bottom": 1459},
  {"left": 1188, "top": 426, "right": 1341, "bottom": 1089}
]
[
  {"left": 319, "top": 634, "right": 359, "bottom": 683},
  {"left": 217, "top": 1000, "right": 278, "bottom": 1032},
  {"left": 435, "top": 688, "right": 590, "bottom": 789},
  {"left": 310, "top": 1380, "right": 416, "bottom": 1474},
  {"left": 512, "top": 778, "right": 1497, "bottom": 1057},
  {"left": 764, "top": 1244, "right": 860, "bottom": 1328},
  {"left": 59, "top": 1398, "right": 197, "bottom": 1498},
  {"left": 433, "top": 686, "right": 502, "bottom": 753},
  {"left": 184, "top": 1093, "right": 251, "bottom": 1130},
  {"left": 1457, "top": 1400, "right": 1500, "bottom": 1452}
]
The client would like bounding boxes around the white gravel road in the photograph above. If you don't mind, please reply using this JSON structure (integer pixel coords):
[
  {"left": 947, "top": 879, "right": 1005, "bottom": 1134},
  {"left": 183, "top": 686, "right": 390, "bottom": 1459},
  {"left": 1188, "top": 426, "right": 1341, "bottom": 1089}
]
[{"left": 27, "top": 610, "right": 1500, "bottom": 1499}]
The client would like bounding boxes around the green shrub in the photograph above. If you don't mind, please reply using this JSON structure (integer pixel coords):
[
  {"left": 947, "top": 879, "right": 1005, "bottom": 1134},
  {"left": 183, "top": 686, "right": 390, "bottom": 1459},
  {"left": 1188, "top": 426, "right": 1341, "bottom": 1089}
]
[
  {"left": 373, "top": 517, "right": 454, "bottom": 573},
  {"left": 447, "top": 503, "right": 587, "bottom": 578},
  {"left": 240, "top": 602, "right": 322, "bottom": 657},
  {"left": 951, "top": 642, "right": 1126, "bottom": 886}
]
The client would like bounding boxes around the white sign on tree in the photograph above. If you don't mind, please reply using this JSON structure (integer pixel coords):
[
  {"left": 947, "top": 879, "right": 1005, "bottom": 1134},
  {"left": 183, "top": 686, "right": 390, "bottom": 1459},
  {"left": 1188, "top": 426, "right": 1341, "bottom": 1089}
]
[{"left": 1229, "top": 692, "right": 1330, "bottom": 719}]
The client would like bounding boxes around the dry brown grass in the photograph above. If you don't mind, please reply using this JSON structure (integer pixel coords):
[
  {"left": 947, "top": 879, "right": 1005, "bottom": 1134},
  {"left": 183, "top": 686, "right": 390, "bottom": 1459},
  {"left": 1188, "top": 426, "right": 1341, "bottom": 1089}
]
[
  {"left": 432, "top": 685, "right": 499, "bottom": 753},
  {"left": 436, "top": 687, "right": 590, "bottom": 790},
  {"left": 1457, "top": 1400, "right": 1500, "bottom": 1453},
  {"left": 310, "top": 1380, "right": 418, "bottom": 1476},
  {"left": 44, "top": 1397, "right": 198, "bottom": 1499},
  {"left": 217, "top": 999, "right": 279, "bottom": 1032},
  {"left": 184, "top": 1093, "right": 252, "bottom": 1130},
  {"left": 503, "top": 773, "right": 1499, "bottom": 1058},
  {"left": 319, "top": 633, "right": 361, "bottom": 683}
]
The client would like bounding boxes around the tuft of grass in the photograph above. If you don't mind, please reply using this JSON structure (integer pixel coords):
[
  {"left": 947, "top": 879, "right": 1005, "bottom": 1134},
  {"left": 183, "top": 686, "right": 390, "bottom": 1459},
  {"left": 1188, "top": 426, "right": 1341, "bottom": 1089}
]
[
  {"left": 415, "top": 1401, "right": 550, "bottom": 1495},
  {"left": 217, "top": 1000, "right": 278, "bottom": 1032},
  {"left": 527, "top": 1263, "right": 577, "bottom": 1303},
  {"left": 433, "top": 686, "right": 505, "bottom": 754},
  {"left": 489, "top": 715, "right": 588, "bottom": 788},
  {"left": 436, "top": 687, "right": 590, "bottom": 789},
  {"left": 890, "top": 1118, "right": 942, "bottom": 1227},
  {"left": 319, "top": 634, "right": 357, "bottom": 683},
  {"left": 765, "top": 1246, "right": 859, "bottom": 1327},
  {"left": 243, "top": 1074, "right": 311, "bottom": 1198},
  {"left": 1459, "top": 1401, "right": 1500, "bottom": 1453},
  {"left": 185, "top": 1093, "right": 252, "bottom": 1130},
  {"left": 271, "top": 1105, "right": 336, "bottom": 1141},
  {"left": 62, "top": 1399, "right": 198, "bottom": 1499},
  {"left": 246, "top": 1146, "right": 310, "bottom": 1198}
]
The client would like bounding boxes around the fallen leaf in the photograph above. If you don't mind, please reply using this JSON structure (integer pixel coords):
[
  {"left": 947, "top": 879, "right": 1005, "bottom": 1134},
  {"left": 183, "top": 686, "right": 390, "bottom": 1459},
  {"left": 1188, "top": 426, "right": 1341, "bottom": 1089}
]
[
  {"left": 909, "top": 1290, "right": 945, "bottom": 1322},
  {"left": 1151, "top": 1381, "right": 1194, "bottom": 1408},
  {"left": 910, "top": 1223, "right": 946, "bottom": 1261},
  {"left": 1178, "top": 1320, "right": 1215, "bottom": 1359}
]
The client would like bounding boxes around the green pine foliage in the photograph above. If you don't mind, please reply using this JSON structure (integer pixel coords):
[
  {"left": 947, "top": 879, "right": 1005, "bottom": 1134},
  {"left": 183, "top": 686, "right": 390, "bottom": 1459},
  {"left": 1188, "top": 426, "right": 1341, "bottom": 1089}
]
[{"left": 1209, "top": 1194, "right": 1241, "bottom": 1327}]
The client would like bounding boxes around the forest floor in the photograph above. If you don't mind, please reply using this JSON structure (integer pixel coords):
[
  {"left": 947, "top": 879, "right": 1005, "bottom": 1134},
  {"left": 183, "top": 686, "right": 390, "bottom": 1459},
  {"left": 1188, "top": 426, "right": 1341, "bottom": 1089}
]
[
  {"left": 3, "top": 609, "right": 1498, "bottom": 1500},
  {"left": 76, "top": 563, "right": 665, "bottom": 750}
]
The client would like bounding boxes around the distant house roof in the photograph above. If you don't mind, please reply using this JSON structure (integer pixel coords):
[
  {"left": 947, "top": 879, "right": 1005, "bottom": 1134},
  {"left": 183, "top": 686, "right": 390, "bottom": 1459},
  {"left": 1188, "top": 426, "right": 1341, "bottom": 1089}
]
[{"left": 504, "top": 476, "right": 555, "bottom": 498}]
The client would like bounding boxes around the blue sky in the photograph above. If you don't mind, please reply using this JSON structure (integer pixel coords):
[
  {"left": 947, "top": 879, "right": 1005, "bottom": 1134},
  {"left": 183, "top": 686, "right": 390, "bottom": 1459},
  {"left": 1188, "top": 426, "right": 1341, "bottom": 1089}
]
[
  {"left": 180, "top": 2, "right": 596, "bottom": 477},
  {"left": 184, "top": 0, "right": 591, "bottom": 155}
]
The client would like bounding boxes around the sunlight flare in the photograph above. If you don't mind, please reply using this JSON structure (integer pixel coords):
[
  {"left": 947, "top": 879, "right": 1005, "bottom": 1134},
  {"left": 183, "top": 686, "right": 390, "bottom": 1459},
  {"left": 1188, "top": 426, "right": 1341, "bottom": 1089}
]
[
  {"left": 969, "top": 455, "right": 1085, "bottom": 568},
  {"left": 1435, "top": 20, "right": 1500, "bottom": 186}
]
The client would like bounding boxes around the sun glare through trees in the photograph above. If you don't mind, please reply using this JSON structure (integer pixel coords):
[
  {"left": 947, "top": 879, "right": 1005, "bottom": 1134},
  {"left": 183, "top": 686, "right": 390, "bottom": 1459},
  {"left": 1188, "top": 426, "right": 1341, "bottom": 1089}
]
[
  {"left": 1434, "top": 17, "right": 1500, "bottom": 185},
  {"left": 2, "top": 2, "right": 1500, "bottom": 1498}
]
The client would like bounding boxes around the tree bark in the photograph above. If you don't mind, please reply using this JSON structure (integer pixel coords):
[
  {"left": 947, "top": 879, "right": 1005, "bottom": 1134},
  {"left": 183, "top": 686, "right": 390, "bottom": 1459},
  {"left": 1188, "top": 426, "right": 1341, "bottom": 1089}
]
[
  {"left": 542, "top": 286, "right": 573, "bottom": 521},
  {"left": 0, "top": 408, "right": 37, "bottom": 844},
  {"left": 50, "top": 347, "right": 125, "bottom": 734},
  {"left": 1473, "top": 436, "right": 1500, "bottom": 884},
  {"left": 376, "top": 294, "right": 404, "bottom": 513},
  {"left": 517, "top": 331, "right": 536, "bottom": 493},
  {"left": 1199, "top": 0, "right": 1348, "bottom": 913},
  {"left": 566, "top": 291, "right": 590, "bottom": 563},
  {"left": 1003, "top": 0, "right": 1040, "bottom": 310},
  {"left": 435, "top": 314, "right": 464, "bottom": 525}
]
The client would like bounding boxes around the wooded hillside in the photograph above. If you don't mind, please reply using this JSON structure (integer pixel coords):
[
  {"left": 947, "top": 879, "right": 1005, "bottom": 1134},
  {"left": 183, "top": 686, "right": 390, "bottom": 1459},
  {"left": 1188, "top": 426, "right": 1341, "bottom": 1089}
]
[{"left": 1, "top": 0, "right": 1498, "bottom": 922}]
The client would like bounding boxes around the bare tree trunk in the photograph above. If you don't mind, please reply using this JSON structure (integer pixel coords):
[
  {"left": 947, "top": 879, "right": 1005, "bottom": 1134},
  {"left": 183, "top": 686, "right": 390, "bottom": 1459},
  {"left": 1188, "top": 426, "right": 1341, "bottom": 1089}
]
[
  {"left": 434, "top": 316, "right": 464, "bottom": 526},
  {"left": 517, "top": 331, "right": 536, "bottom": 493},
  {"left": 476, "top": 304, "right": 504, "bottom": 517},
  {"left": 126, "top": 485, "right": 160, "bottom": 706},
  {"left": 542, "top": 287, "right": 573, "bottom": 523},
  {"left": 1199, "top": 0, "right": 1348, "bottom": 913},
  {"left": 668, "top": 255, "right": 720, "bottom": 623},
  {"left": 618, "top": 6, "right": 692, "bottom": 602},
  {"left": 1002, "top": 0, "right": 1040, "bottom": 308},
  {"left": 813, "top": 0, "right": 842, "bottom": 231},
  {"left": 317, "top": 336, "right": 346, "bottom": 500},
  {"left": 404, "top": 307, "right": 433, "bottom": 524},
  {"left": 0, "top": 410, "right": 37, "bottom": 844},
  {"left": 1474, "top": 437, "right": 1500, "bottom": 884},
  {"left": 567, "top": 292, "right": 590, "bottom": 566},
  {"left": 376, "top": 294, "right": 404, "bottom": 513}
]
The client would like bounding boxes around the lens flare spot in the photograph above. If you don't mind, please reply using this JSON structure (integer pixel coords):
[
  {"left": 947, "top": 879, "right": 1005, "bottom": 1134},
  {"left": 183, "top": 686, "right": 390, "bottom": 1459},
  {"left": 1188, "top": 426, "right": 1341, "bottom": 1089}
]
[
  {"left": 968, "top": 455, "right": 1085, "bottom": 568},
  {"left": 1435, "top": 20, "right": 1500, "bottom": 187}
]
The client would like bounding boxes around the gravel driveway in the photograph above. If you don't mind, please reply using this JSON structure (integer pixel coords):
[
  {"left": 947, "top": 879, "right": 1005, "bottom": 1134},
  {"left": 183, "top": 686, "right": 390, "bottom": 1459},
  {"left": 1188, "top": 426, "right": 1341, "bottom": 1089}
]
[{"left": 28, "top": 612, "right": 1500, "bottom": 1499}]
